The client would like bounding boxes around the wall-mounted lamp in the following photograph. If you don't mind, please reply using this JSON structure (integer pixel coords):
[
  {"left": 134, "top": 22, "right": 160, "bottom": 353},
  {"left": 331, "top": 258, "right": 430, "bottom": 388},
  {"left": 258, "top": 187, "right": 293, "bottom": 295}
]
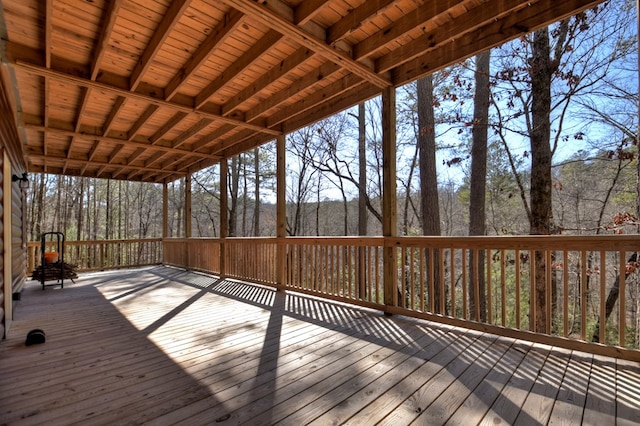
[{"left": 12, "top": 172, "right": 29, "bottom": 189}]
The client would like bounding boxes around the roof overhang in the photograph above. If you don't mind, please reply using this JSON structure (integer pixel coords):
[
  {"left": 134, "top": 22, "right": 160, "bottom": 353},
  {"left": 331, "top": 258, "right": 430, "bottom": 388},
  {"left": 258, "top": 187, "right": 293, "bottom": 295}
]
[{"left": 0, "top": 0, "right": 605, "bottom": 182}]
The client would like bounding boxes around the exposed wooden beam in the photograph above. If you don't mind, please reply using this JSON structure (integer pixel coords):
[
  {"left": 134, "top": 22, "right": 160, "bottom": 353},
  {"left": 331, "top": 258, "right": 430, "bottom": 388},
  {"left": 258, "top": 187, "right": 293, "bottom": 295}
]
[
  {"left": 149, "top": 111, "right": 188, "bottom": 143},
  {"left": 353, "top": 0, "right": 467, "bottom": 61},
  {"left": 195, "top": 30, "right": 283, "bottom": 108},
  {"left": 24, "top": 124, "right": 221, "bottom": 161},
  {"left": 81, "top": 139, "right": 102, "bottom": 174},
  {"left": 376, "top": 0, "right": 532, "bottom": 74},
  {"left": 165, "top": 9, "right": 244, "bottom": 101},
  {"left": 327, "top": 0, "right": 398, "bottom": 45},
  {"left": 266, "top": 74, "right": 364, "bottom": 128},
  {"left": 392, "top": 0, "right": 604, "bottom": 86},
  {"left": 125, "top": 147, "right": 146, "bottom": 165},
  {"left": 44, "top": 0, "right": 52, "bottom": 68},
  {"left": 220, "top": 47, "right": 316, "bottom": 116},
  {"left": 143, "top": 150, "right": 168, "bottom": 169},
  {"left": 190, "top": 124, "right": 235, "bottom": 152},
  {"left": 127, "top": 104, "right": 159, "bottom": 140},
  {"left": 14, "top": 61, "right": 281, "bottom": 136},
  {"left": 28, "top": 152, "right": 186, "bottom": 177},
  {"left": 221, "top": 0, "right": 391, "bottom": 88},
  {"left": 91, "top": 0, "right": 123, "bottom": 81},
  {"left": 103, "top": 96, "right": 127, "bottom": 135},
  {"left": 293, "top": 0, "right": 327, "bottom": 25},
  {"left": 280, "top": 81, "right": 379, "bottom": 135},
  {"left": 208, "top": 128, "right": 255, "bottom": 156},
  {"left": 172, "top": 119, "right": 214, "bottom": 149},
  {"left": 245, "top": 61, "right": 344, "bottom": 123},
  {"left": 129, "top": 0, "right": 192, "bottom": 91}
]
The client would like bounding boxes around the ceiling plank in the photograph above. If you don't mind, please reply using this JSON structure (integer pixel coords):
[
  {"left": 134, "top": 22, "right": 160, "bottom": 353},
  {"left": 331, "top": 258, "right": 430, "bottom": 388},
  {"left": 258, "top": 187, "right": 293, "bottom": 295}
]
[
  {"left": 221, "top": 47, "right": 316, "bottom": 116},
  {"left": 129, "top": 0, "right": 193, "bottom": 91},
  {"left": 376, "top": 0, "right": 532, "bottom": 74},
  {"left": 327, "top": 0, "right": 398, "bottom": 45},
  {"left": 221, "top": 0, "right": 391, "bottom": 88},
  {"left": 195, "top": 29, "right": 283, "bottom": 108},
  {"left": 353, "top": 0, "right": 468, "bottom": 61},
  {"left": 165, "top": 9, "right": 244, "bottom": 101},
  {"left": 91, "top": 0, "right": 124, "bottom": 81},
  {"left": 127, "top": 104, "right": 160, "bottom": 140},
  {"left": 244, "top": 61, "right": 343, "bottom": 123}
]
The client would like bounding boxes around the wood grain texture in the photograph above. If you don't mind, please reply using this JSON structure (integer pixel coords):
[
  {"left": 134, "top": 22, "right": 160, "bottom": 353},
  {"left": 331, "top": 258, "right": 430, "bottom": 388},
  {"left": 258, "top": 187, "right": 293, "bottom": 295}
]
[{"left": 1, "top": 266, "right": 638, "bottom": 425}]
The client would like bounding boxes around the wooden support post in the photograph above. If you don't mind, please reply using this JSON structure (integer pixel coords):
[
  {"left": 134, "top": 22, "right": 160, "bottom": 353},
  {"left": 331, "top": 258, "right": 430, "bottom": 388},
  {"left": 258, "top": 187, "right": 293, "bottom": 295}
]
[
  {"left": 162, "top": 181, "right": 168, "bottom": 265},
  {"left": 162, "top": 182, "right": 168, "bottom": 239},
  {"left": 3, "top": 150, "right": 13, "bottom": 336},
  {"left": 219, "top": 159, "right": 228, "bottom": 278},
  {"left": 382, "top": 87, "right": 397, "bottom": 314},
  {"left": 276, "top": 134, "right": 286, "bottom": 290},
  {"left": 185, "top": 174, "right": 192, "bottom": 238},
  {"left": 185, "top": 173, "right": 192, "bottom": 269}
]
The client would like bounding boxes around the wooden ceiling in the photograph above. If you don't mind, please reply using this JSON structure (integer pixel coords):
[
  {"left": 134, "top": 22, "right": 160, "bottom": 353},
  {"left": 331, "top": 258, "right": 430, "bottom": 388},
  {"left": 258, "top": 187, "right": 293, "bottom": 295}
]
[{"left": 0, "top": 0, "right": 604, "bottom": 183}]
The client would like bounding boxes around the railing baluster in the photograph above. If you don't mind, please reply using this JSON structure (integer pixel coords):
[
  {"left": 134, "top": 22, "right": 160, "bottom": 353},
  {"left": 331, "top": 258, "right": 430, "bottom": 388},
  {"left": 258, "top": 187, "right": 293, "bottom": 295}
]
[
  {"left": 620, "top": 251, "right": 626, "bottom": 347},
  {"left": 500, "top": 249, "right": 506, "bottom": 327},
  {"left": 600, "top": 250, "right": 606, "bottom": 344}
]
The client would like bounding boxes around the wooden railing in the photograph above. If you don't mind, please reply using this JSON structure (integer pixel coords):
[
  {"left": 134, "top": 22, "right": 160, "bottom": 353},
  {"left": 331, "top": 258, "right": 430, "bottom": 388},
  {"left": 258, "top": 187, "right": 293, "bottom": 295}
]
[
  {"left": 163, "top": 238, "right": 220, "bottom": 274},
  {"left": 34, "top": 236, "right": 638, "bottom": 357},
  {"left": 162, "top": 235, "right": 640, "bottom": 359},
  {"left": 28, "top": 238, "right": 163, "bottom": 273}
]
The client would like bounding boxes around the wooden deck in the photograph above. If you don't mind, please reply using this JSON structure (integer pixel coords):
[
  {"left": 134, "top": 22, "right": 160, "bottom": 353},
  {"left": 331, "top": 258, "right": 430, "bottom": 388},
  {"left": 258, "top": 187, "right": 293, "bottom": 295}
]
[{"left": 1, "top": 267, "right": 639, "bottom": 425}]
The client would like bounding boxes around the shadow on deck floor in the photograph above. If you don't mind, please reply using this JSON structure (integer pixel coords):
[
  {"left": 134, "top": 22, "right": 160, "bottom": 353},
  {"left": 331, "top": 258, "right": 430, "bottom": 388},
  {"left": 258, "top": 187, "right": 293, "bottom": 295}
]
[{"left": 1, "top": 266, "right": 639, "bottom": 425}]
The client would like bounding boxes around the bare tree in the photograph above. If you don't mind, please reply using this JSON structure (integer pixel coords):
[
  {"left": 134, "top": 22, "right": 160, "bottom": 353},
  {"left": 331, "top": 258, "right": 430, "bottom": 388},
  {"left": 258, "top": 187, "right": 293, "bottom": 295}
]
[
  {"left": 468, "top": 50, "right": 491, "bottom": 322},
  {"left": 418, "top": 75, "right": 443, "bottom": 313}
]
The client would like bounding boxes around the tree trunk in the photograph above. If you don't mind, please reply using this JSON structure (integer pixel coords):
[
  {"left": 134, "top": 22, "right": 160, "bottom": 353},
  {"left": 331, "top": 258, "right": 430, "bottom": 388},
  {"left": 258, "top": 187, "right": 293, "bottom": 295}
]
[
  {"left": 242, "top": 155, "right": 248, "bottom": 237},
  {"left": 529, "top": 28, "right": 554, "bottom": 333},
  {"left": 468, "top": 51, "right": 491, "bottom": 322},
  {"left": 229, "top": 156, "right": 239, "bottom": 237},
  {"left": 77, "top": 178, "right": 85, "bottom": 241},
  {"left": 254, "top": 147, "right": 260, "bottom": 237},
  {"left": 418, "top": 75, "right": 443, "bottom": 313},
  {"left": 357, "top": 102, "right": 368, "bottom": 299}
]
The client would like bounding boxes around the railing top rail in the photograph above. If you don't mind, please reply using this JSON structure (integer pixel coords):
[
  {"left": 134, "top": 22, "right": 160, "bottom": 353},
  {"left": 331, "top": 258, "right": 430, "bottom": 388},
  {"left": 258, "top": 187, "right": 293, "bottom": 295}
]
[
  {"left": 387, "top": 235, "right": 640, "bottom": 251},
  {"left": 28, "top": 237, "right": 163, "bottom": 246}
]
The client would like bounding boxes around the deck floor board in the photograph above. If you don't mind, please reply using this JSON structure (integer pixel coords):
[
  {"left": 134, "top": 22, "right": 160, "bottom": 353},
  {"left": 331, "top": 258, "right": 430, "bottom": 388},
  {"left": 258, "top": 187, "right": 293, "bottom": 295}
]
[{"left": 0, "top": 266, "right": 639, "bottom": 425}]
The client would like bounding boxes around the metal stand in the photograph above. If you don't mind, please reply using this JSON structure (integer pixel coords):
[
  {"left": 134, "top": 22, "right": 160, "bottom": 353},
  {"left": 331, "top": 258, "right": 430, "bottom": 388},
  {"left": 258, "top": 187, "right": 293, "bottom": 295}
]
[{"left": 40, "top": 232, "right": 65, "bottom": 290}]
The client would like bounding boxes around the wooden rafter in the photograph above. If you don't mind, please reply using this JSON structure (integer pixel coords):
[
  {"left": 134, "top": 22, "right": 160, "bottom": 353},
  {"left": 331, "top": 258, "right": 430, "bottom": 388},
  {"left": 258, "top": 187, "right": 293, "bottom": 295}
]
[
  {"left": 195, "top": 29, "right": 283, "bottom": 109},
  {"left": 220, "top": 0, "right": 391, "bottom": 88},
  {"left": 24, "top": 124, "right": 220, "bottom": 161},
  {"left": 221, "top": 47, "right": 316, "bottom": 116},
  {"left": 129, "top": 0, "right": 193, "bottom": 91},
  {"left": 14, "top": 61, "right": 281, "bottom": 136},
  {"left": 166, "top": 10, "right": 245, "bottom": 101},
  {"left": 91, "top": 0, "right": 123, "bottom": 81}
]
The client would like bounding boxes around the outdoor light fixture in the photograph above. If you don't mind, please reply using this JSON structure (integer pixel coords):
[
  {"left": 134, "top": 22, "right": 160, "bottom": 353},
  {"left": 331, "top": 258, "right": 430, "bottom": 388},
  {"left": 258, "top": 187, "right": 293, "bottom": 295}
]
[{"left": 12, "top": 172, "right": 29, "bottom": 189}]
